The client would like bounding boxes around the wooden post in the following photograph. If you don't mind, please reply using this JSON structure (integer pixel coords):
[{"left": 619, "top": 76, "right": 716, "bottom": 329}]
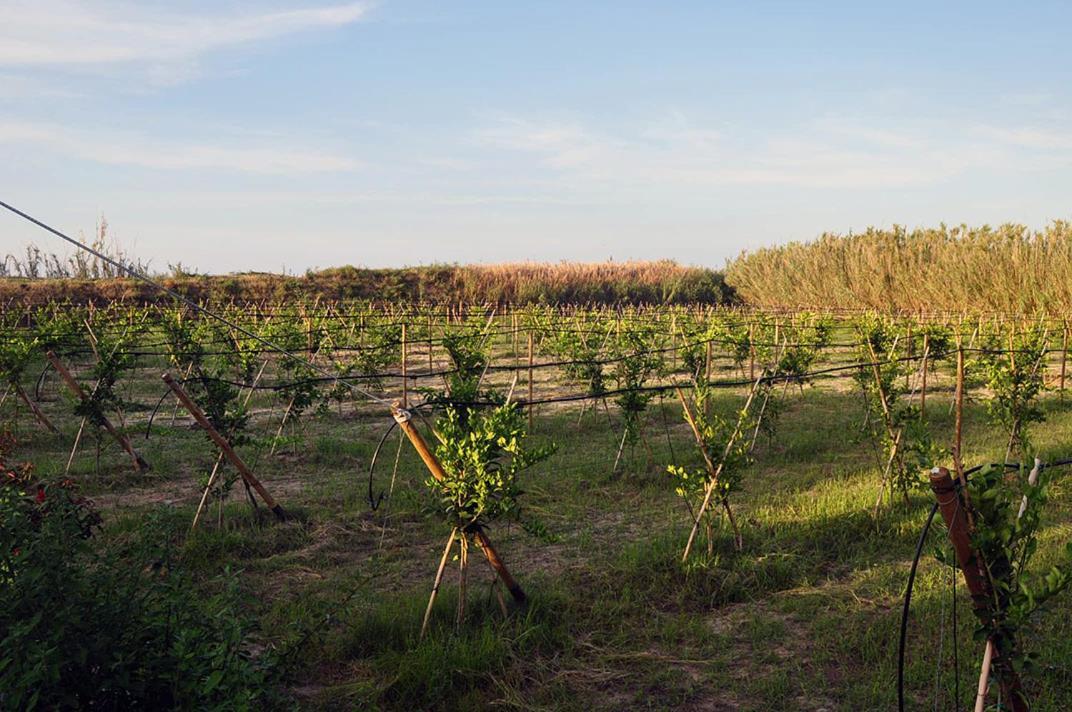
[
  {"left": 929, "top": 468, "right": 1028, "bottom": 712},
  {"left": 905, "top": 323, "right": 913, "bottom": 389},
  {"left": 670, "top": 312, "right": 677, "bottom": 371},
  {"left": 1060, "top": 323, "right": 1067, "bottom": 400},
  {"left": 748, "top": 324, "right": 756, "bottom": 381},
  {"left": 920, "top": 332, "right": 929, "bottom": 419},
  {"left": 46, "top": 351, "right": 149, "bottom": 473},
  {"left": 512, "top": 313, "right": 519, "bottom": 366},
  {"left": 162, "top": 373, "right": 286, "bottom": 520},
  {"left": 953, "top": 340, "right": 965, "bottom": 485},
  {"left": 401, "top": 322, "right": 408, "bottom": 408},
  {"left": 428, "top": 313, "right": 434, "bottom": 373},
  {"left": 14, "top": 383, "right": 57, "bottom": 433},
  {"left": 392, "top": 407, "right": 526, "bottom": 603},
  {"left": 527, "top": 331, "right": 535, "bottom": 430}
]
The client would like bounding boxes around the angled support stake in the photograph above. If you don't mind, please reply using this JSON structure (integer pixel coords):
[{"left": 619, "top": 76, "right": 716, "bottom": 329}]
[
  {"left": 929, "top": 467, "right": 1028, "bottom": 712},
  {"left": 162, "top": 373, "right": 286, "bottom": 521},
  {"left": 47, "top": 351, "right": 149, "bottom": 473},
  {"left": 393, "top": 406, "right": 526, "bottom": 604},
  {"left": 13, "top": 383, "right": 58, "bottom": 433}
]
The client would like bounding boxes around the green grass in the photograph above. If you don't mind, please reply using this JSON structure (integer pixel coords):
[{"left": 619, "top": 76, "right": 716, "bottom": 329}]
[{"left": 4, "top": 355, "right": 1072, "bottom": 711}]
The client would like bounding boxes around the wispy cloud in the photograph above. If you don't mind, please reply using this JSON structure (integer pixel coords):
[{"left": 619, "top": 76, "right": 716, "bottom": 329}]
[
  {"left": 473, "top": 113, "right": 1071, "bottom": 191},
  {"left": 972, "top": 125, "right": 1072, "bottom": 151},
  {"left": 0, "top": 1, "right": 370, "bottom": 66},
  {"left": 0, "top": 120, "right": 358, "bottom": 174}
]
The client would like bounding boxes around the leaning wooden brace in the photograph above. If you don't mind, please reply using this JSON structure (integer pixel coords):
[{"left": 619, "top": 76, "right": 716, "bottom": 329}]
[
  {"left": 392, "top": 405, "right": 527, "bottom": 604},
  {"left": 162, "top": 373, "right": 287, "bottom": 521},
  {"left": 47, "top": 350, "right": 149, "bottom": 473},
  {"left": 929, "top": 467, "right": 1028, "bottom": 712}
]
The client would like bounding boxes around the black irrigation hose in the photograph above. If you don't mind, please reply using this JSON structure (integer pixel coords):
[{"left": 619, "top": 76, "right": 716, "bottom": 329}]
[
  {"left": 896, "top": 459, "right": 1072, "bottom": 711},
  {"left": 144, "top": 387, "right": 176, "bottom": 440},
  {"left": 366, "top": 419, "right": 398, "bottom": 511},
  {"left": 33, "top": 360, "right": 51, "bottom": 401}
]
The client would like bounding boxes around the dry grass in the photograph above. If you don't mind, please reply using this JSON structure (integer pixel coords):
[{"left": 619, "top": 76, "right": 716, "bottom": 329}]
[
  {"left": 725, "top": 221, "right": 1072, "bottom": 315},
  {"left": 0, "top": 260, "right": 730, "bottom": 306}
]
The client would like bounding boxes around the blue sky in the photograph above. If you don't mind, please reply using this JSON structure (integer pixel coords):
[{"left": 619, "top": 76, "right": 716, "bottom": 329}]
[{"left": 2, "top": 1, "right": 1070, "bottom": 273}]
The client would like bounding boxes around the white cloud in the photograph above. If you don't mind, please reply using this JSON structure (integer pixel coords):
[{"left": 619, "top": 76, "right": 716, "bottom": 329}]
[
  {"left": 0, "top": 1, "right": 370, "bottom": 66},
  {"left": 474, "top": 113, "right": 1071, "bottom": 190},
  {"left": 972, "top": 125, "right": 1072, "bottom": 151},
  {"left": 0, "top": 120, "right": 358, "bottom": 174}
]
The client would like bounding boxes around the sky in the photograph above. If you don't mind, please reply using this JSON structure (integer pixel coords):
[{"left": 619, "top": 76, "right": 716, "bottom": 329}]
[{"left": 1, "top": 1, "right": 1071, "bottom": 273}]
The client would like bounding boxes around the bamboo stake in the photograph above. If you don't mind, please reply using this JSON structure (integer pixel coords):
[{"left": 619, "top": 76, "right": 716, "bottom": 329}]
[
  {"left": 456, "top": 532, "right": 469, "bottom": 629},
  {"left": 422, "top": 527, "right": 457, "bottom": 639},
  {"left": 190, "top": 451, "right": 225, "bottom": 533},
  {"left": 47, "top": 351, "right": 149, "bottom": 473},
  {"left": 974, "top": 641, "right": 994, "bottom": 712},
  {"left": 64, "top": 417, "right": 86, "bottom": 476},
  {"left": 162, "top": 373, "right": 286, "bottom": 520},
  {"left": 865, "top": 340, "right": 906, "bottom": 504},
  {"left": 677, "top": 368, "right": 766, "bottom": 559}
]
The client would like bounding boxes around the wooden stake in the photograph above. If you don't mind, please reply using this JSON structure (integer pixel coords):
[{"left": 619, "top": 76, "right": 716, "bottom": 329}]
[
  {"left": 953, "top": 340, "right": 966, "bottom": 487},
  {"left": 456, "top": 532, "right": 469, "bottom": 629},
  {"left": 677, "top": 368, "right": 765, "bottom": 559},
  {"left": 527, "top": 332, "right": 534, "bottom": 431},
  {"left": 929, "top": 468, "right": 1027, "bottom": 712},
  {"left": 14, "top": 383, "right": 57, "bottom": 433},
  {"left": 422, "top": 527, "right": 457, "bottom": 639},
  {"left": 512, "top": 313, "right": 519, "bottom": 366},
  {"left": 162, "top": 373, "right": 286, "bottom": 520},
  {"left": 401, "top": 322, "right": 408, "bottom": 408},
  {"left": 1060, "top": 323, "right": 1067, "bottom": 400},
  {"left": 46, "top": 351, "right": 149, "bottom": 473},
  {"left": 748, "top": 324, "right": 756, "bottom": 381},
  {"left": 190, "top": 452, "right": 225, "bottom": 533},
  {"left": 393, "top": 407, "right": 526, "bottom": 603},
  {"left": 920, "top": 333, "right": 929, "bottom": 419}
]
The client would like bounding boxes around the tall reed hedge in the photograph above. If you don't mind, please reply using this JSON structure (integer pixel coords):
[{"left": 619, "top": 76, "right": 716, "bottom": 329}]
[{"left": 725, "top": 222, "right": 1072, "bottom": 315}]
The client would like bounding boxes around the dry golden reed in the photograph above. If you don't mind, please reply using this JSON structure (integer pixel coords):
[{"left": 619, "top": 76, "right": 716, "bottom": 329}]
[{"left": 725, "top": 222, "right": 1072, "bottom": 315}]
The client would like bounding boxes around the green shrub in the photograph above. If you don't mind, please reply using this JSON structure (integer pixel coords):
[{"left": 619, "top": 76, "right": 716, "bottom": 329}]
[{"left": 0, "top": 465, "right": 276, "bottom": 711}]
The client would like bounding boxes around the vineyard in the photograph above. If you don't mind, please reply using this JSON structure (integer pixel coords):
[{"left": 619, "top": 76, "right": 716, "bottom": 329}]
[{"left": 3, "top": 297, "right": 1072, "bottom": 710}]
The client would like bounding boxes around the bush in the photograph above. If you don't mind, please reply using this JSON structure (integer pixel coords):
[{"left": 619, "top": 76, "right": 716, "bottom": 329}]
[{"left": 0, "top": 464, "right": 275, "bottom": 711}]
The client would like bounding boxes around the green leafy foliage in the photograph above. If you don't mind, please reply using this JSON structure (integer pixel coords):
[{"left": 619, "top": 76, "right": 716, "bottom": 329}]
[
  {"left": 611, "top": 320, "right": 666, "bottom": 446},
  {"left": 972, "top": 325, "right": 1049, "bottom": 460},
  {"left": 966, "top": 461, "right": 1072, "bottom": 684},
  {"left": 853, "top": 314, "right": 941, "bottom": 499},
  {"left": 0, "top": 461, "right": 275, "bottom": 710},
  {"left": 431, "top": 402, "right": 553, "bottom": 531}
]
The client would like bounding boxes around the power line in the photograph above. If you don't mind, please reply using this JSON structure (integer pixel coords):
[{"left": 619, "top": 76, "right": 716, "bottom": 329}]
[{"left": 0, "top": 200, "right": 393, "bottom": 409}]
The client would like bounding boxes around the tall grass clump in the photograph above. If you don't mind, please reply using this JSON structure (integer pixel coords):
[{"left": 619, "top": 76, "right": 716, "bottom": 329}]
[{"left": 725, "top": 222, "right": 1072, "bottom": 314}]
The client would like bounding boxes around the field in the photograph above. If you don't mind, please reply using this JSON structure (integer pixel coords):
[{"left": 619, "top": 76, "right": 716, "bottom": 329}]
[{"left": 2, "top": 302, "right": 1072, "bottom": 710}]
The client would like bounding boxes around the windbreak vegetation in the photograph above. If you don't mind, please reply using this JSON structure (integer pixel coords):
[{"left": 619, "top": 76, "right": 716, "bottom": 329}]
[
  {"left": 726, "top": 222, "right": 1072, "bottom": 314},
  {"left": 0, "top": 242, "right": 733, "bottom": 307}
]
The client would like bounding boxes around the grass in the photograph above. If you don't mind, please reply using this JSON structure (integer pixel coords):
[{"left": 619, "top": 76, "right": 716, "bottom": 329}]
[
  {"left": 726, "top": 221, "right": 1072, "bottom": 314},
  {"left": 0, "top": 259, "right": 730, "bottom": 306},
  {"left": 4, "top": 344, "right": 1072, "bottom": 710}
]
